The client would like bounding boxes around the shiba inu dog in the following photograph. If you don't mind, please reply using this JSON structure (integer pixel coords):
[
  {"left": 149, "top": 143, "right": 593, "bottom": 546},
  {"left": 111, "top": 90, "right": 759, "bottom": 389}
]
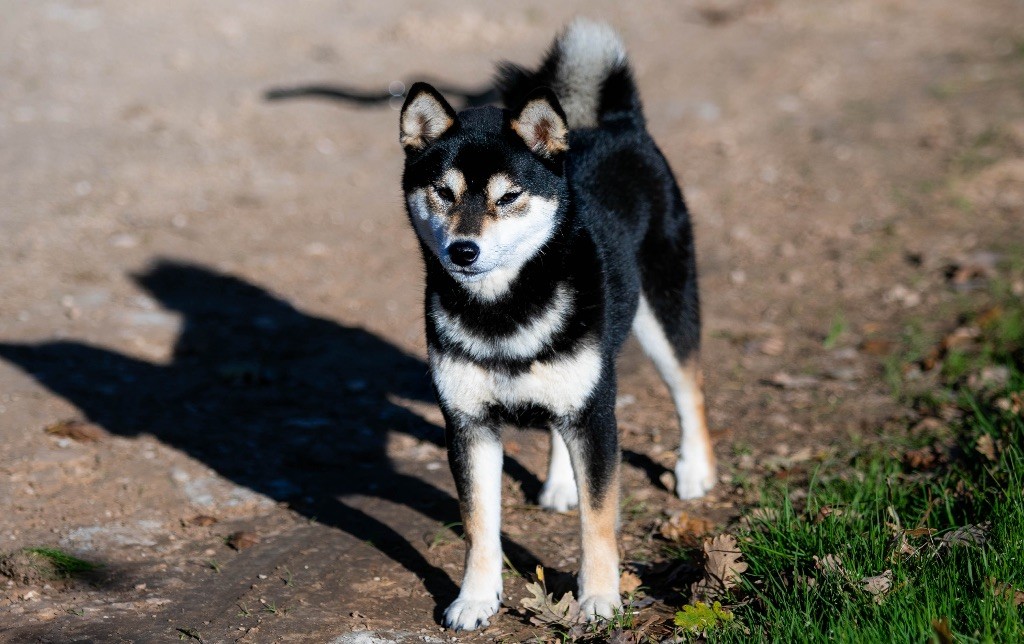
[{"left": 399, "top": 19, "right": 715, "bottom": 631}]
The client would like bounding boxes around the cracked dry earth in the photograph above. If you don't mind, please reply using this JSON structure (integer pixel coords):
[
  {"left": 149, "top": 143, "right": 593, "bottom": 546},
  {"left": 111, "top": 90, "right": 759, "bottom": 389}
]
[{"left": 2, "top": 0, "right": 1023, "bottom": 641}]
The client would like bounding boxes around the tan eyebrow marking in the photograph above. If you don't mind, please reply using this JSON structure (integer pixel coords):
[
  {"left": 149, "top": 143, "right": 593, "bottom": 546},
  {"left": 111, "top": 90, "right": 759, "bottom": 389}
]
[
  {"left": 442, "top": 168, "right": 467, "bottom": 199},
  {"left": 486, "top": 173, "right": 516, "bottom": 203}
]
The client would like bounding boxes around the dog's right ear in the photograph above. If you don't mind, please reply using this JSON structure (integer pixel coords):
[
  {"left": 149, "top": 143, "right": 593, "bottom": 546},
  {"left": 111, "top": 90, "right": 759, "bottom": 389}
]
[{"left": 400, "top": 83, "right": 456, "bottom": 153}]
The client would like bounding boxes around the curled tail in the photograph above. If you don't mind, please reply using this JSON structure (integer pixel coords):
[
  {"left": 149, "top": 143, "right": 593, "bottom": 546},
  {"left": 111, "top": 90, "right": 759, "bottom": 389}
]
[{"left": 496, "top": 18, "right": 643, "bottom": 130}]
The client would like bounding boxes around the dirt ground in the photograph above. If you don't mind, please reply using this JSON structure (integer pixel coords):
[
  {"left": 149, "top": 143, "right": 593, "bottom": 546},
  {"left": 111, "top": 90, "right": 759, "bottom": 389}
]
[{"left": 1, "top": 1, "right": 1023, "bottom": 641}]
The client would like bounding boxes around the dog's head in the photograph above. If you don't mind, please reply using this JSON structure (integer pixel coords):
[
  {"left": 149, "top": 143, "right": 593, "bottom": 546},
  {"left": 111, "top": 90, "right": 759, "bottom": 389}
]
[{"left": 400, "top": 82, "right": 568, "bottom": 296}]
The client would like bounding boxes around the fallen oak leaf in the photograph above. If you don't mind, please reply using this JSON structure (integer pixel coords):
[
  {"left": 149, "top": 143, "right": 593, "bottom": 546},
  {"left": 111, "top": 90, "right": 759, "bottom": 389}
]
[
  {"left": 520, "top": 566, "right": 582, "bottom": 628},
  {"left": 859, "top": 570, "right": 893, "bottom": 604},
  {"left": 690, "top": 534, "right": 748, "bottom": 603},
  {"left": 887, "top": 527, "right": 936, "bottom": 562},
  {"left": 989, "top": 577, "right": 1024, "bottom": 607},
  {"left": 738, "top": 507, "right": 780, "bottom": 530},
  {"left": 994, "top": 392, "right": 1023, "bottom": 415},
  {"left": 813, "top": 554, "right": 849, "bottom": 579},
  {"left": 975, "top": 434, "right": 997, "bottom": 462},
  {"left": 903, "top": 446, "right": 940, "bottom": 470},
  {"left": 659, "top": 512, "right": 714, "bottom": 547},
  {"left": 619, "top": 570, "right": 643, "bottom": 594},
  {"left": 938, "top": 523, "right": 989, "bottom": 551}
]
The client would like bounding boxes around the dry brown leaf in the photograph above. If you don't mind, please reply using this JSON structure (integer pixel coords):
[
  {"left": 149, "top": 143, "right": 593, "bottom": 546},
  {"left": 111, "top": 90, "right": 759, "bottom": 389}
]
[
  {"left": 658, "top": 471, "right": 675, "bottom": 492},
  {"left": 989, "top": 578, "right": 1024, "bottom": 607},
  {"left": 940, "top": 326, "right": 980, "bottom": 351},
  {"left": 887, "top": 532, "right": 917, "bottom": 560},
  {"left": 975, "top": 306, "right": 1003, "bottom": 327},
  {"left": 739, "top": 507, "right": 780, "bottom": 530},
  {"left": 607, "top": 629, "right": 637, "bottom": 644},
  {"left": 939, "top": 523, "right": 989, "bottom": 550},
  {"left": 226, "top": 531, "right": 259, "bottom": 551},
  {"left": 619, "top": 570, "right": 643, "bottom": 594},
  {"left": 994, "top": 392, "right": 1023, "bottom": 414},
  {"left": 813, "top": 554, "right": 848, "bottom": 577},
  {"left": 903, "top": 446, "right": 938, "bottom": 470},
  {"left": 659, "top": 512, "right": 715, "bottom": 547},
  {"left": 44, "top": 419, "right": 107, "bottom": 443},
  {"left": 188, "top": 515, "right": 218, "bottom": 527},
  {"left": 888, "top": 527, "right": 937, "bottom": 561},
  {"left": 860, "top": 570, "right": 893, "bottom": 604},
  {"left": 814, "top": 505, "right": 844, "bottom": 523},
  {"left": 762, "top": 446, "right": 815, "bottom": 473},
  {"left": 690, "top": 534, "right": 748, "bottom": 602},
  {"left": 766, "top": 372, "right": 821, "bottom": 389},
  {"left": 859, "top": 339, "right": 893, "bottom": 356},
  {"left": 975, "top": 434, "right": 997, "bottom": 462},
  {"left": 521, "top": 570, "right": 582, "bottom": 628},
  {"left": 932, "top": 618, "right": 953, "bottom": 644}
]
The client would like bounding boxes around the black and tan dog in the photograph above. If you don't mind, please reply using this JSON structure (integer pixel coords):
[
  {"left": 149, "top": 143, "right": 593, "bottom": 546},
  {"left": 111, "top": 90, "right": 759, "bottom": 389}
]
[{"left": 399, "top": 19, "right": 715, "bottom": 630}]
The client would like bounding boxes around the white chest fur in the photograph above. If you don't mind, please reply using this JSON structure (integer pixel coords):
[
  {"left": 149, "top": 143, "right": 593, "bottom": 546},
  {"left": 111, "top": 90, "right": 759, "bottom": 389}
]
[{"left": 430, "top": 341, "right": 602, "bottom": 419}]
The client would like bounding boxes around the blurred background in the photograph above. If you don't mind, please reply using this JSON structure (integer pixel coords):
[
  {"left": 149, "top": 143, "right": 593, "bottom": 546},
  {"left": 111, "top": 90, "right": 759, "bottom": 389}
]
[{"left": 1, "top": 1, "right": 1022, "bottom": 640}]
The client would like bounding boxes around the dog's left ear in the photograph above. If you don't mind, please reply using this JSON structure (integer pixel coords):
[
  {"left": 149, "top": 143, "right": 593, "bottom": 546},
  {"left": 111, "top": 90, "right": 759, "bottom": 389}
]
[
  {"left": 400, "top": 82, "right": 457, "bottom": 152},
  {"left": 511, "top": 88, "right": 569, "bottom": 160}
]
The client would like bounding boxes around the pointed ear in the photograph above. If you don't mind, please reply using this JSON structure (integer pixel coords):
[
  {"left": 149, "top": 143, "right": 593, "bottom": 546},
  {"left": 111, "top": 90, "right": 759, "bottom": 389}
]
[
  {"left": 510, "top": 88, "right": 569, "bottom": 159},
  {"left": 400, "top": 82, "right": 456, "bottom": 152}
]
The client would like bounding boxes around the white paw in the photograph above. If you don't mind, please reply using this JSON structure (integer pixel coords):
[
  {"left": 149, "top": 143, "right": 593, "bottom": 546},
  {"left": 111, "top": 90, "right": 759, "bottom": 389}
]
[
  {"left": 675, "top": 456, "right": 716, "bottom": 500},
  {"left": 443, "top": 595, "right": 500, "bottom": 631},
  {"left": 539, "top": 479, "right": 579, "bottom": 512},
  {"left": 578, "top": 593, "right": 621, "bottom": 622}
]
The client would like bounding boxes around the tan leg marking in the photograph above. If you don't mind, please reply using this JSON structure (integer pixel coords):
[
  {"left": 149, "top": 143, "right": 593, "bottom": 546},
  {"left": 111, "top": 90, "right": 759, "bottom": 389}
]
[
  {"left": 680, "top": 359, "right": 716, "bottom": 474},
  {"left": 575, "top": 458, "right": 621, "bottom": 619}
]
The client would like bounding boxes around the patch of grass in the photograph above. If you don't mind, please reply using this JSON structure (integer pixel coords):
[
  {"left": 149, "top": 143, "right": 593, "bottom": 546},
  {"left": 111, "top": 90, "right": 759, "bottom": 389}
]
[
  {"left": 823, "top": 312, "right": 847, "bottom": 350},
  {"left": 426, "top": 521, "right": 463, "bottom": 550},
  {"left": 951, "top": 126, "right": 1012, "bottom": 175},
  {"left": 701, "top": 296, "right": 1024, "bottom": 643},
  {"left": 22, "top": 548, "right": 98, "bottom": 576},
  {"left": 502, "top": 553, "right": 523, "bottom": 580},
  {"left": 883, "top": 318, "right": 933, "bottom": 399},
  {"left": 587, "top": 601, "right": 641, "bottom": 638},
  {"left": 176, "top": 627, "right": 204, "bottom": 643},
  {"left": 622, "top": 495, "right": 648, "bottom": 520}
]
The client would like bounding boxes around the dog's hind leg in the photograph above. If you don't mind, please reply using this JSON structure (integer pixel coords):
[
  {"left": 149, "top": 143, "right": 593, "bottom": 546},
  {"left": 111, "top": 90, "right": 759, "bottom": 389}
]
[
  {"left": 632, "top": 249, "right": 716, "bottom": 499},
  {"left": 539, "top": 429, "right": 579, "bottom": 512},
  {"left": 442, "top": 423, "right": 504, "bottom": 631}
]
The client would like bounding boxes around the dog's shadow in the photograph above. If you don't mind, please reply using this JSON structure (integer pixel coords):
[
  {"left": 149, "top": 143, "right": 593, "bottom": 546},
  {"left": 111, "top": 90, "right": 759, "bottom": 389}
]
[{"left": 0, "top": 260, "right": 543, "bottom": 612}]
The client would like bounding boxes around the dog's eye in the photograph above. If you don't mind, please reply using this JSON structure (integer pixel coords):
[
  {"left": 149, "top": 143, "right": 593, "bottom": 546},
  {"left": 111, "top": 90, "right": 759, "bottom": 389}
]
[
  {"left": 496, "top": 190, "right": 523, "bottom": 207},
  {"left": 433, "top": 185, "right": 455, "bottom": 202}
]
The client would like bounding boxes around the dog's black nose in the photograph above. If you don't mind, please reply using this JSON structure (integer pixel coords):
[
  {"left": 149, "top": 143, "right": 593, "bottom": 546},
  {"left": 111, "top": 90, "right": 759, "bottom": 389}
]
[{"left": 448, "top": 241, "right": 480, "bottom": 267}]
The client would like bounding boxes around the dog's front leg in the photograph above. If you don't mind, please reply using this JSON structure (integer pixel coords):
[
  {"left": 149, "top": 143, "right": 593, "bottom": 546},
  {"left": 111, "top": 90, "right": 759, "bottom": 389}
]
[
  {"left": 562, "top": 406, "right": 621, "bottom": 620},
  {"left": 442, "top": 422, "right": 504, "bottom": 631}
]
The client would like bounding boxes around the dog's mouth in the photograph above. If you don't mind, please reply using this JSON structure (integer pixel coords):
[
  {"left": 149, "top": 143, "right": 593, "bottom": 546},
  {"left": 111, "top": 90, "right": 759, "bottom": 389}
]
[{"left": 451, "top": 266, "right": 492, "bottom": 281}]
